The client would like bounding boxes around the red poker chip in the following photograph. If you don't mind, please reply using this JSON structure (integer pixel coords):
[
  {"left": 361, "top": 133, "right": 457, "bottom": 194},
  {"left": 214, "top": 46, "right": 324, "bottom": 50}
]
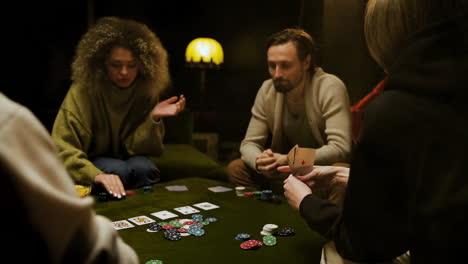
[
  {"left": 244, "top": 192, "right": 254, "bottom": 197},
  {"left": 184, "top": 221, "right": 197, "bottom": 225},
  {"left": 177, "top": 228, "right": 187, "bottom": 233},
  {"left": 240, "top": 240, "right": 262, "bottom": 250},
  {"left": 240, "top": 241, "right": 253, "bottom": 250},
  {"left": 125, "top": 190, "right": 136, "bottom": 196},
  {"left": 162, "top": 225, "right": 174, "bottom": 230}
]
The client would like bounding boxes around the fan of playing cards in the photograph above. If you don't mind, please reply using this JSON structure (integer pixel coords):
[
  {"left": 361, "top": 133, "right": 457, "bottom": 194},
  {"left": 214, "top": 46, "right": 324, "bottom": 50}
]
[{"left": 287, "top": 144, "right": 316, "bottom": 176}]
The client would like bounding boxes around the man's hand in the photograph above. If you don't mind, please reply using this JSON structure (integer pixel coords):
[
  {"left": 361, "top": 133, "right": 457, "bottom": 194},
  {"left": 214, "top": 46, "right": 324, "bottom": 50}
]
[
  {"left": 94, "top": 174, "right": 126, "bottom": 198},
  {"left": 151, "top": 95, "right": 186, "bottom": 121},
  {"left": 256, "top": 149, "right": 288, "bottom": 180},
  {"left": 283, "top": 175, "right": 312, "bottom": 210}
]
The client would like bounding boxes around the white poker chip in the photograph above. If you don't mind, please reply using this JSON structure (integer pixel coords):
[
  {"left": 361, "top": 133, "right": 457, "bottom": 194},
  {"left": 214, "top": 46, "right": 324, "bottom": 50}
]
[
  {"left": 178, "top": 219, "right": 191, "bottom": 224},
  {"left": 147, "top": 228, "right": 160, "bottom": 233},
  {"left": 261, "top": 230, "right": 274, "bottom": 236},
  {"left": 263, "top": 224, "right": 278, "bottom": 231},
  {"left": 179, "top": 232, "right": 191, "bottom": 237}
]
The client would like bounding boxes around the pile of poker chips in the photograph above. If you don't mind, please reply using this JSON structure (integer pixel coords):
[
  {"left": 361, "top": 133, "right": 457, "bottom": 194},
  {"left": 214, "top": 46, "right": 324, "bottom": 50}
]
[
  {"left": 260, "top": 224, "right": 278, "bottom": 236},
  {"left": 235, "top": 224, "right": 295, "bottom": 250},
  {"left": 146, "top": 214, "right": 217, "bottom": 241},
  {"left": 243, "top": 190, "right": 282, "bottom": 204}
]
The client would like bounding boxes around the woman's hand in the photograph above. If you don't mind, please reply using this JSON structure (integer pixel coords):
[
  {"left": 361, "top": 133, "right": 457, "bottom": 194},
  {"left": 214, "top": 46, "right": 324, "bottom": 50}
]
[{"left": 151, "top": 95, "right": 186, "bottom": 121}]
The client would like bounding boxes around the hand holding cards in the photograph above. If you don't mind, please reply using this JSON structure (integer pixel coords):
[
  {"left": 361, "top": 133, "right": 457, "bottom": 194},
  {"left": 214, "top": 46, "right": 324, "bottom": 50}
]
[{"left": 287, "top": 144, "right": 316, "bottom": 176}]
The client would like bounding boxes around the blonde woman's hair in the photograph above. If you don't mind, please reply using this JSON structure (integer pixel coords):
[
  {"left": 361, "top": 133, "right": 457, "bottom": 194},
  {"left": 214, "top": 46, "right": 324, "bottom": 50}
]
[{"left": 364, "top": 0, "right": 468, "bottom": 70}]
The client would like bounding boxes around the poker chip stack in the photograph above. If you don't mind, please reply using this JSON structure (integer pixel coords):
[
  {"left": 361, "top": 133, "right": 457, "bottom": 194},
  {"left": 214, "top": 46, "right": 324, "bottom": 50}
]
[
  {"left": 260, "top": 190, "right": 273, "bottom": 201},
  {"left": 243, "top": 192, "right": 254, "bottom": 198},
  {"left": 188, "top": 224, "right": 206, "bottom": 236},
  {"left": 146, "top": 214, "right": 217, "bottom": 241},
  {"left": 262, "top": 235, "right": 277, "bottom": 246},
  {"left": 235, "top": 186, "right": 246, "bottom": 197},
  {"left": 192, "top": 214, "right": 204, "bottom": 223},
  {"left": 240, "top": 240, "right": 263, "bottom": 250},
  {"left": 241, "top": 189, "right": 281, "bottom": 204},
  {"left": 276, "top": 227, "right": 295, "bottom": 237},
  {"left": 260, "top": 224, "right": 279, "bottom": 236},
  {"left": 164, "top": 229, "right": 181, "bottom": 241},
  {"left": 253, "top": 191, "right": 262, "bottom": 199},
  {"left": 236, "top": 224, "right": 296, "bottom": 250}
]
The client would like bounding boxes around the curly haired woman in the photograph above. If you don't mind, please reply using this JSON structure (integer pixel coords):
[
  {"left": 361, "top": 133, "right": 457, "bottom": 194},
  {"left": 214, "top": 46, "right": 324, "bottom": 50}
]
[{"left": 52, "top": 17, "right": 186, "bottom": 199}]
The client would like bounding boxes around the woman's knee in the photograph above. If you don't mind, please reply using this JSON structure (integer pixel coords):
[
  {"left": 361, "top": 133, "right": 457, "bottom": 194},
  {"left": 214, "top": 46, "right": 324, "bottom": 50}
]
[
  {"left": 126, "top": 156, "right": 160, "bottom": 182},
  {"left": 93, "top": 157, "right": 131, "bottom": 177}
]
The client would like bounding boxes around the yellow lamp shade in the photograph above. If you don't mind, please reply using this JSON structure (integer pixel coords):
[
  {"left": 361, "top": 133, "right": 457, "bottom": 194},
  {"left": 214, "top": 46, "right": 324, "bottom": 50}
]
[{"left": 185, "top": 38, "right": 224, "bottom": 65}]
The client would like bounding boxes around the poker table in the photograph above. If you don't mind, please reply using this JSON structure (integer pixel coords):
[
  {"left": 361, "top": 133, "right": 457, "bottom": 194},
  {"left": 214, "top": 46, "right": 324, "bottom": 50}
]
[{"left": 94, "top": 177, "right": 326, "bottom": 264}]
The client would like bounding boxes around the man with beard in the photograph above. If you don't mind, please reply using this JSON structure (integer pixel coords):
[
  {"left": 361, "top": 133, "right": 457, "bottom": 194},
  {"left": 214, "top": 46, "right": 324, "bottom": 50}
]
[{"left": 227, "top": 28, "right": 352, "bottom": 190}]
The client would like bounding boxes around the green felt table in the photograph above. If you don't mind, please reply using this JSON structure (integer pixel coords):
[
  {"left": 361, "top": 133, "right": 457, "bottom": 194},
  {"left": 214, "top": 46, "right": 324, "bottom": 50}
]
[{"left": 94, "top": 177, "right": 326, "bottom": 264}]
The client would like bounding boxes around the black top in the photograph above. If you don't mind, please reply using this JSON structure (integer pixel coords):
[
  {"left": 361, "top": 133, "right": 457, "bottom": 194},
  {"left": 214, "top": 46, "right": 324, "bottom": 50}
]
[{"left": 299, "top": 15, "right": 468, "bottom": 263}]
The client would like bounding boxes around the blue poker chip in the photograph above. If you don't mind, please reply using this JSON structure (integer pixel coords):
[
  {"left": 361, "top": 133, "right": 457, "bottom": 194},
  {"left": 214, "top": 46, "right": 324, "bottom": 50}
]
[
  {"left": 188, "top": 225, "right": 203, "bottom": 233},
  {"left": 191, "top": 214, "right": 204, "bottom": 222},
  {"left": 205, "top": 217, "right": 217, "bottom": 223},
  {"left": 235, "top": 233, "right": 251, "bottom": 241}
]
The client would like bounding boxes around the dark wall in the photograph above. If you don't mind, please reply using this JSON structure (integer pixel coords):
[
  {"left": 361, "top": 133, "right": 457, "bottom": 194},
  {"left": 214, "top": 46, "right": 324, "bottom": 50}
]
[
  {"left": 3, "top": 1, "right": 380, "bottom": 143},
  {"left": 322, "top": 0, "right": 383, "bottom": 104}
]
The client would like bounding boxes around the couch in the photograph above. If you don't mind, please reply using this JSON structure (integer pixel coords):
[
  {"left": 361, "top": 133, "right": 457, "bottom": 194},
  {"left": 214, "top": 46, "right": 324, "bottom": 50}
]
[{"left": 151, "top": 109, "right": 228, "bottom": 182}]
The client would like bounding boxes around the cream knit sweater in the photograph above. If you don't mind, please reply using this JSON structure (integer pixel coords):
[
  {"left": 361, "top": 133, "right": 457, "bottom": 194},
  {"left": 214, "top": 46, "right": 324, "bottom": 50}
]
[{"left": 240, "top": 67, "right": 352, "bottom": 170}]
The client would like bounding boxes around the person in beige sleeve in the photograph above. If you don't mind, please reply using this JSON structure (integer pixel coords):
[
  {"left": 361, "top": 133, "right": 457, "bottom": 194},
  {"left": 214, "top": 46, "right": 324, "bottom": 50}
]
[
  {"left": 0, "top": 93, "right": 138, "bottom": 263},
  {"left": 227, "top": 28, "right": 352, "bottom": 190}
]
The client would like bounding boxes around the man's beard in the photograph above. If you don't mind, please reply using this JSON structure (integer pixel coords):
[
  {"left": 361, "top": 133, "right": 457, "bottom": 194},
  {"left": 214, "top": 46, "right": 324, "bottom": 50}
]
[{"left": 273, "top": 79, "right": 294, "bottom": 93}]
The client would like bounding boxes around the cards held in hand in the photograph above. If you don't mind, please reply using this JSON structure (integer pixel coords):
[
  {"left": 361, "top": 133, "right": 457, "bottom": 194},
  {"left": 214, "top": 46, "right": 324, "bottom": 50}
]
[{"left": 287, "top": 144, "right": 316, "bottom": 176}]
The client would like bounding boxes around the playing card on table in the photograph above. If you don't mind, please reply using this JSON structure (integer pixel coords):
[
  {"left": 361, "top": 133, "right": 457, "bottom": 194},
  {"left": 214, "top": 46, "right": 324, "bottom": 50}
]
[
  {"left": 287, "top": 144, "right": 316, "bottom": 176},
  {"left": 165, "top": 185, "right": 189, "bottom": 191},
  {"left": 150, "top": 210, "right": 178, "bottom": 220},
  {"left": 193, "top": 202, "right": 220, "bottom": 210},
  {"left": 128, "top": 215, "right": 156, "bottom": 225},
  {"left": 173, "top": 206, "right": 200, "bottom": 215},
  {"left": 112, "top": 220, "right": 135, "bottom": 230},
  {"left": 208, "top": 186, "right": 233, "bottom": 193}
]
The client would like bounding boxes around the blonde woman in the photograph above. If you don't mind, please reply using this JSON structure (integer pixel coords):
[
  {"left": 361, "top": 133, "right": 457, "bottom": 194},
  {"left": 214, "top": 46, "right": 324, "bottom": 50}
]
[{"left": 284, "top": 1, "right": 468, "bottom": 263}]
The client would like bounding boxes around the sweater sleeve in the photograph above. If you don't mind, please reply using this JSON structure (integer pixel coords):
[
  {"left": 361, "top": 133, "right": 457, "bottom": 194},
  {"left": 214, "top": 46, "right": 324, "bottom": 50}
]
[
  {"left": 240, "top": 82, "right": 271, "bottom": 170},
  {"left": 124, "top": 114, "right": 165, "bottom": 157},
  {"left": 314, "top": 77, "right": 352, "bottom": 164},
  {"left": 0, "top": 98, "right": 138, "bottom": 263},
  {"left": 52, "top": 108, "right": 103, "bottom": 184}
]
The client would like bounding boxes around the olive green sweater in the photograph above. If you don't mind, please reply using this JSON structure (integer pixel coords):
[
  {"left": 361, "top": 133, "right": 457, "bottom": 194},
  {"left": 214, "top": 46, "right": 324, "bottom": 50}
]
[{"left": 52, "top": 81, "right": 164, "bottom": 184}]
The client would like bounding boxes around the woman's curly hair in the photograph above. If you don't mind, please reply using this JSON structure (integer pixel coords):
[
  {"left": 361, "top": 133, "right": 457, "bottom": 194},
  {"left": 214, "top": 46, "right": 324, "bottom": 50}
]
[{"left": 71, "top": 16, "right": 170, "bottom": 101}]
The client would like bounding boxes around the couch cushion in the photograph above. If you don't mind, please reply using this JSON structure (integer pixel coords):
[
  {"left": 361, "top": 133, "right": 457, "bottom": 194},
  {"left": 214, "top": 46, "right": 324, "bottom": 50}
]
[{"left": 150, "top": 144, "right": 227, "bottom": 182}]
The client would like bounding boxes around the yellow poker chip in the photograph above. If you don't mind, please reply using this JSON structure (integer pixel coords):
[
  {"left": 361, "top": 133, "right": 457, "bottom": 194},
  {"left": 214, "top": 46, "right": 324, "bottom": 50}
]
[{"left": 75, "top": 185, "right": 92, "bottom": 198}]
